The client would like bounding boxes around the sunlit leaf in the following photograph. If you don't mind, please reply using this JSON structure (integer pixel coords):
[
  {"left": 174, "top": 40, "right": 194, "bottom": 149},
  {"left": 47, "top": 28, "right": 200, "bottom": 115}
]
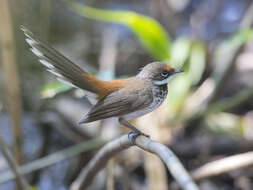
[
  {"left": 187, "top": 42, "right": 205, "bottom": 85},
  {"left": 169, "top": 37, "right": 192, "bottom": 68},
  {"left": 69, "top": 1, "right": 171, "bottom": 60},
  {"left": 167, "top": 40, "right": 206, "bottom": 115},
  {"left": 41, "top": 81, "right": 73, "bottom": 98},
  {"left": 167, "top": 74, "right": 191, "bottom": 115}
]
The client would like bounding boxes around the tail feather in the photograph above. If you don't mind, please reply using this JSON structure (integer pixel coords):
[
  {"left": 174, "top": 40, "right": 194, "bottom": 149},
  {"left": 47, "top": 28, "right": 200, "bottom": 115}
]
[{"left": 21, "top": 26, "right": 101, "bottom": 94}]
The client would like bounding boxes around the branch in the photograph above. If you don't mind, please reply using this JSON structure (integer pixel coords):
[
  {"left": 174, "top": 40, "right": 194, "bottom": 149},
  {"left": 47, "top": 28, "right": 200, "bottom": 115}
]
[
  {"left": 239, "top": 2, "right": 253, "bottom": 29},
  {"left": 208, "top": 0, "right": 253, "bottom": 103},
  {"left": 70, "top": 135, "right": 199, "bottom": 190},
  {"left": 186, "top": 86, "right": 253, "bottom": 122},
  {"left": 0, "top": 135, "right": 30, "bottom": 190},
  {"left": 0, "top": 138, "right": 105, "bottom": 184},
  {"left": 192, "top": 151, "right": 253, "bottom": 180},
  {"left": 0, "top": 0, "right": 24, "bottom": 165}
]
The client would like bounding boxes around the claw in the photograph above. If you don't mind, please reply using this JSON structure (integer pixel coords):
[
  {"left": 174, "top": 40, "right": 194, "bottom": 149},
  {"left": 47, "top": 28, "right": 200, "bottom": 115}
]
[{"left": 128, "top": 131, "right": 150, "bottom": 144}]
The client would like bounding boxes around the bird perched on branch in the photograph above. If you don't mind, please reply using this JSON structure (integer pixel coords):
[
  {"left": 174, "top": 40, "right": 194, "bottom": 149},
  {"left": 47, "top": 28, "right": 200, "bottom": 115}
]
[{"left": 21, "top": 26, "right": 183, "bottom": 137}]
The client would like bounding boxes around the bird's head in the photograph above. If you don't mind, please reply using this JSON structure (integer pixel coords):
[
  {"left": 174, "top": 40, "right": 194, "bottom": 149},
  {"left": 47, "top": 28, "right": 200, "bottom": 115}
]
[{"left": 137, "top": 62, "right": 183, "bottom": 85}]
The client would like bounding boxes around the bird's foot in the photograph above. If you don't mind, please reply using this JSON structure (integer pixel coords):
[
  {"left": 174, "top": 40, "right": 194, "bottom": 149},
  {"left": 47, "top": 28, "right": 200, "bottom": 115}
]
[{"left": 128, "top": 131, "right": 150, "bottom": 144}]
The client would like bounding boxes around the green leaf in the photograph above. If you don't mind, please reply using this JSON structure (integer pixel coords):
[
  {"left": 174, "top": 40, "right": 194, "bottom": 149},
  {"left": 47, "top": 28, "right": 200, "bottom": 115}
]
[
  {"left": 41, "top": 81, "right": 73, "bottom": 98},
  {"left": 169, "top": 37, "right": 192, "bottom": 68},
  {"left": 187, "top": 42, "right": 206, "bottom": 85},
  {"left": 167, "top": 74, "right": 191, "bottom": 115},
  {"left": 167, "top": 40, "right": 206, "bottom": 115},
  {"left": 30, "top": 186, "right": 39, "bottom": 190},
  {"left": 69, "top": 1, "right": 171, "bottom": 60}
]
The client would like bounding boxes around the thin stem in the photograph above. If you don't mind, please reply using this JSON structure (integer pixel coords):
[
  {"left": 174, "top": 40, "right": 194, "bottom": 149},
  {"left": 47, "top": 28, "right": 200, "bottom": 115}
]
[{"left": 0, "top": 135, "right": 30, "bottom": 190}]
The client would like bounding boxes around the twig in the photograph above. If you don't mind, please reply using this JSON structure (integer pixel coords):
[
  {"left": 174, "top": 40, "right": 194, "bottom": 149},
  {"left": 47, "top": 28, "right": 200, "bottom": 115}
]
[
  {"left": 98, "top": 27, "right": 118, "bottom": 80},
  {"left": 208, "top": 0, "right": 253, "bottom": 103},
  {"left": 239, "top": 2, "right": 253, "bottom": 29},
  {"left": 186, "top": 86, "right": 253, "bottom": 122},
  {"left": 192, "top": 151, "right": 253, "bottom": 180},
  {"left": 171, "top": 136, "right": 253, "bottom": 159},
  {"left": 0, "top": 135, "right": 30, "bottom": 190},
  {"left": 0, "top": 0, "right": 24, "bottom": 164},
  {"left": 208, "top": 45, "right": 244, "bottom": 103},
  {"left": 70, "top": 135, "right": 199, "bottom": 190},
  {"left": 0, "top": 138, "right": 105, "bottom": 184},
  {"left": 106, "top": 159, "right": 115, "bottom": 190},
  {"left": 206, "top": 86, "right": 253, "bottom": 113}
]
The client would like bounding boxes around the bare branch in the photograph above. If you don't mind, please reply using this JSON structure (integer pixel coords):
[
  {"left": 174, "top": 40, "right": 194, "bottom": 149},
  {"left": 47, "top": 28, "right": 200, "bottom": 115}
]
[
  {"left": 208, "top": 0, "right": 253, "bottom": 103},
  {"left": 239, "top": 2, "right": 253, "bottom": 29},
  {"left": 70, "top": 135, "right": 199, "bottom": 190},
  {"left": 0, "top": 135, "right": 30, "bottom": 190},
  {"left": 0, "top": 138, "right": 105, "bottom": 184},
  {"left": 0, "top": 0, "right": 24, "bottom": 165},
  {"left": 192, "top": 151, "right": 253, "bottom": 180}
]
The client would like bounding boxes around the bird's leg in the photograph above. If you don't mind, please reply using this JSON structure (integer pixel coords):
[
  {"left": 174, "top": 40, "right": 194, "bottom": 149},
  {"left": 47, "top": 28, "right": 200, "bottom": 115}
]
[{"left": 118, "top": 118, "right": 150, "bottom": 142}]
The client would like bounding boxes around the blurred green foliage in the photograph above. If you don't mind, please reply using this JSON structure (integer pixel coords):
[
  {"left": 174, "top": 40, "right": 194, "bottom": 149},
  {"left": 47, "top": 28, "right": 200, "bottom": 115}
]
[
  {"left": 30, "top": 186, "right": 39, "bottom": 190},
  {"left": 168, "top": 41, "right": 206, "bottom": 115},
  {"left": 217, "top": 28, "right": 253, "bottom": 54},
  {"left": 41, "top": 81, "right": 72, "bottom": 98},
  {"left": 69, "top": 1, "right": 171, "bottom": 60}
]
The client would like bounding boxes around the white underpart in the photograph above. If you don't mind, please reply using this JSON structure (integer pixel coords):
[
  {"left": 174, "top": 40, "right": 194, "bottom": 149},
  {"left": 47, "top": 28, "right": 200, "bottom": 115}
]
[{"left": 153, "top": 76, "right": 173, "bottom": 85}]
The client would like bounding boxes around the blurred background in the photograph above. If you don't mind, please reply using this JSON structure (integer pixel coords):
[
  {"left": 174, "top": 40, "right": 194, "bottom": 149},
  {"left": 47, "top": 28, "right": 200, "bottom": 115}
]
[{"left": 1, "top": 0, "right": 253, "bottom": 189}]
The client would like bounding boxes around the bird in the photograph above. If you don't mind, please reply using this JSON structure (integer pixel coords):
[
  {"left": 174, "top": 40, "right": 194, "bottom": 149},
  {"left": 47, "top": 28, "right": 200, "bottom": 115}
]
[{"left": 21, "top": 26, "right": 183, "bottom": 137}]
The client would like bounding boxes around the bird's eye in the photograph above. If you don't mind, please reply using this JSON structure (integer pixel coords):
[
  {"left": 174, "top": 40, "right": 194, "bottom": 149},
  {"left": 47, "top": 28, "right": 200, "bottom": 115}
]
[{"left": 161, "top": 70, "right": 169, "bottom": 77}]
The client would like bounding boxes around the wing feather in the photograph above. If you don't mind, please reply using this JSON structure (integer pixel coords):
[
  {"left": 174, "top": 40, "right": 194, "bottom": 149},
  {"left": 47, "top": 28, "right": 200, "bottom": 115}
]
[{"left": 79, "top": 88, "right": 153, "bottom": 123}]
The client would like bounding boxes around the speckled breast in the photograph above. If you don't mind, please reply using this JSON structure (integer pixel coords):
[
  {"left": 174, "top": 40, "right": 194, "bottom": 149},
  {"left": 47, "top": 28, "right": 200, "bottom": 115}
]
[
  {"left": 122, "top": 84, "right": 168, "bottom": 121},
  {"left": 152, "top": 84, "right": 168, "bottom": 109}
]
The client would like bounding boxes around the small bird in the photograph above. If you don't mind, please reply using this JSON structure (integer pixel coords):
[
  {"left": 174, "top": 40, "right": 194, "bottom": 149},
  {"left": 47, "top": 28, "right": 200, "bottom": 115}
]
[{"left": 21, "top": 26, "right": 183, "bottom": 137}]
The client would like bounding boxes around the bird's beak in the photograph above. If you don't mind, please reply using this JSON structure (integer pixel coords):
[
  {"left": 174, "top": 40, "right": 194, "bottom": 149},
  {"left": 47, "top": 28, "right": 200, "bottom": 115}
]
[{"left": 173, "top": 69, "right": 184, "bottom": 74}]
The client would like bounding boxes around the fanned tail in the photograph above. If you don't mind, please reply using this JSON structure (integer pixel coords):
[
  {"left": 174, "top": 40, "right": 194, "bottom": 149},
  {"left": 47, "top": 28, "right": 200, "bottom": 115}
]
[{"left": 21, "top": 25, "right": 101, "bottom": 95}]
